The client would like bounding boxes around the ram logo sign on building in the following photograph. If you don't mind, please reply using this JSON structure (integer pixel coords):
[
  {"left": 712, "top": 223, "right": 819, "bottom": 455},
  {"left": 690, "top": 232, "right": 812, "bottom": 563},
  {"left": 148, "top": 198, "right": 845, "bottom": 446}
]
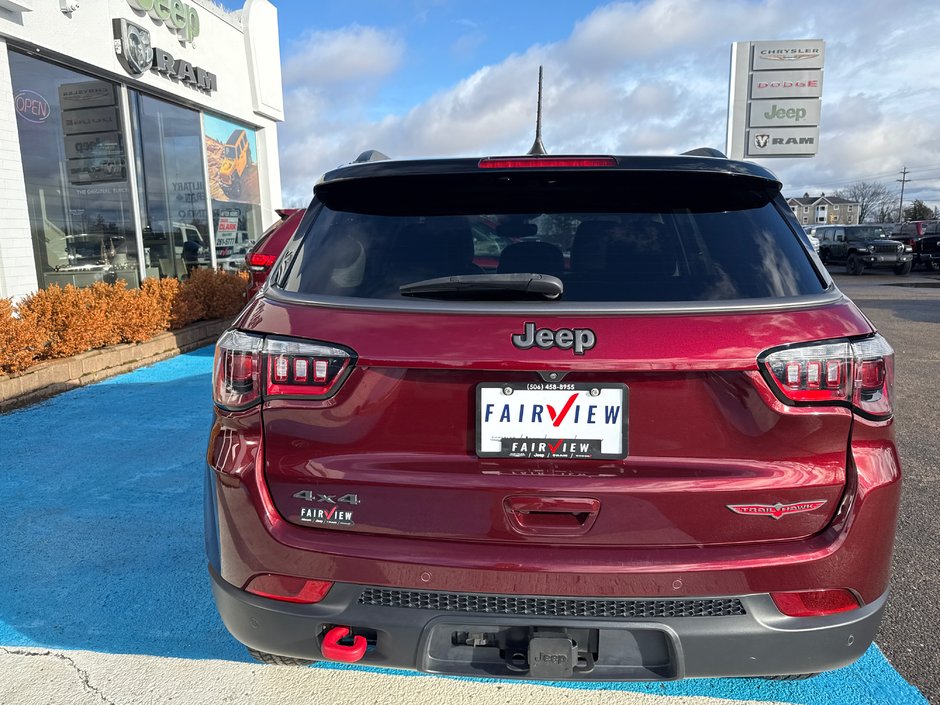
[{"left": 726, "top": 39, "right": 825, "bottom": 159}]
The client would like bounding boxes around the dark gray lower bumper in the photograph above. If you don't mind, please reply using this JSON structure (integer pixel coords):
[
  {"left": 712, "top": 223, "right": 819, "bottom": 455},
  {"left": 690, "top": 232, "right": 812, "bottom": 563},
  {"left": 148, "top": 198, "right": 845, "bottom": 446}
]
[{"left": 210, "top": 566, "right": 886, "bottom": 680}]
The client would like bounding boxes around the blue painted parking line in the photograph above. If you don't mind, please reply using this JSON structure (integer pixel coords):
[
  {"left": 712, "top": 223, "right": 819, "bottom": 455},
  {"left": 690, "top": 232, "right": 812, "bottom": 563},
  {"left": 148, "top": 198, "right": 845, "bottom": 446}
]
[{"left": 0, "top": 346, "right": 928, "bottom": 704}]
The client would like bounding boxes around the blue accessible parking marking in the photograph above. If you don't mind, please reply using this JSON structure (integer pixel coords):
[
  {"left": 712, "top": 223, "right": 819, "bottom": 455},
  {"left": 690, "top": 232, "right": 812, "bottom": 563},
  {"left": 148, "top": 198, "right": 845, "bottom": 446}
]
[{"left": 0, "top": 346, "right": 928, "bottom": 704}]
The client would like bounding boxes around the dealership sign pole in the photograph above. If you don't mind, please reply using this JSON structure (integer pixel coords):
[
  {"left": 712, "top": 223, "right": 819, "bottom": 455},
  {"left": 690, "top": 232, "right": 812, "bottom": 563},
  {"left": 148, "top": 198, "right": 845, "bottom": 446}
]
[{"left": 726, "top": 39, "right": 825, "bottom": 160}]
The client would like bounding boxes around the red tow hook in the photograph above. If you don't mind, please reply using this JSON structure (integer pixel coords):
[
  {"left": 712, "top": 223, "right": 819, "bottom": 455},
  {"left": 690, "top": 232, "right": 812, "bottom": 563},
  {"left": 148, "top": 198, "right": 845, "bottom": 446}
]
[{"left": 320, "top": 626, "right": 367, "bottom": 663}]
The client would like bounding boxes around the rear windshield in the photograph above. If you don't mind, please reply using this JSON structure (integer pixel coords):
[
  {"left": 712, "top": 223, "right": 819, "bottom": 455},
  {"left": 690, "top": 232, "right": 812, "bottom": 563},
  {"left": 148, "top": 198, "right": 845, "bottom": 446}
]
[{"left": 282, "top": 176, "right": 824, "bottom": 303}]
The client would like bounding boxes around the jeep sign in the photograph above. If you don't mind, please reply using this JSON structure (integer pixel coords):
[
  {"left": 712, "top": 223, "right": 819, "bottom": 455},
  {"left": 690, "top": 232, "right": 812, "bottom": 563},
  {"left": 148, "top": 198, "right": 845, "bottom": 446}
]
[
  {"left": 748, "top": 99, "right": 821, "bottom": 128},
  {"left": 127, "top": 0, "right": 200, "bottom": 44}
]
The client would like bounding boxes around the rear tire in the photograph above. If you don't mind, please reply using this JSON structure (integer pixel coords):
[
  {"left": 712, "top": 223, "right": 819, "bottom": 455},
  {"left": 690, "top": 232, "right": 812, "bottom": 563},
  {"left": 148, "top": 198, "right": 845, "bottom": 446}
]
[
  {"left": 894, "top": 261, "right": 913, "bottom": 275},
  {"left": 763, "top": 673, "right": 819, "bottom": 681},
  {"left": 246, "top": 647, "right": 316, "bottom": 666},
  {"left": 847, "top": 254, "right": 865, "bottom": 275}
]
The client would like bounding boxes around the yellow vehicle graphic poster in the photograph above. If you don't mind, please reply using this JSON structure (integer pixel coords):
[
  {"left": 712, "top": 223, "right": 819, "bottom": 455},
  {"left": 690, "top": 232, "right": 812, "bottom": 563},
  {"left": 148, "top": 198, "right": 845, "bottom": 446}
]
[{"left": 203, "top": 114, "right": 259, "bottom": 204}]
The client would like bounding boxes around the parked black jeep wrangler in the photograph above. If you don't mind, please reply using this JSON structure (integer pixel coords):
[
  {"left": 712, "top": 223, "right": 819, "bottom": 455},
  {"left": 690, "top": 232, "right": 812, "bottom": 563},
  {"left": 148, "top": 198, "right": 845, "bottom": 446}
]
[
  {"left": 816, "top": 225, "right": 913, "bottom": 275},
  {"left": 891, "top": 221, "right": 940, "bottom": 271}
]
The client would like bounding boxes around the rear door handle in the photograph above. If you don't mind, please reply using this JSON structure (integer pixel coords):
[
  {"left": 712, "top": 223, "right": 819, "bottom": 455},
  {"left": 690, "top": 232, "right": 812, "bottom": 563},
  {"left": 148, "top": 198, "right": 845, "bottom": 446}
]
[{"left": 504, "top": 496, "right": 600, "bottom": 536}]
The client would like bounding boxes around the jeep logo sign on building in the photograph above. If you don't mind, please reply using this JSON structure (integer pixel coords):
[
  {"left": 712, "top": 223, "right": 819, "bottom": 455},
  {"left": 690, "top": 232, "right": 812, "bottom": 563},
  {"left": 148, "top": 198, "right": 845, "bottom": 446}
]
[
  {"left": 126, "top": 0, "right": 200, "bottom": 44},
  {"left": 726, "top": 39, "right": 825, "bottom": 159}
]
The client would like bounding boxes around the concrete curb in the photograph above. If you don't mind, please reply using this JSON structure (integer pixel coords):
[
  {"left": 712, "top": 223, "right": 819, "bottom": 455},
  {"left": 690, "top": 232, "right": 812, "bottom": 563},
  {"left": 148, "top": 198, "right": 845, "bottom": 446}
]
[{"left": 0, "top": 318, "right": 231, "bottom": 413}]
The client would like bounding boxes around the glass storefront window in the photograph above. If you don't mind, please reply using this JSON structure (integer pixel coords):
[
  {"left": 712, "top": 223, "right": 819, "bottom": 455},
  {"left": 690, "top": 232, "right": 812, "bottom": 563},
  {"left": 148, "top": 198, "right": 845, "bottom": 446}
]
[
  {"left": 203, "top": 113, "right": 264, "bottom": 273},
  {"left": 10, "top": 52, "right": 140, "bottom": 289},
  {"left": 131, "top": 92, "right": 210, "bottom": 280}
]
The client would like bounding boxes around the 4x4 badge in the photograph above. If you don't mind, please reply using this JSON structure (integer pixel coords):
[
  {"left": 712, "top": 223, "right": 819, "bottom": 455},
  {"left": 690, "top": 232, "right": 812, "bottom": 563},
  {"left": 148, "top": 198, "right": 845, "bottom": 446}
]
[
  {"left": 292, "top": 491, "right": 360, "bottom": 505},
  {"left": 727, "top": 500, "right": 827, "bottom": 519}
]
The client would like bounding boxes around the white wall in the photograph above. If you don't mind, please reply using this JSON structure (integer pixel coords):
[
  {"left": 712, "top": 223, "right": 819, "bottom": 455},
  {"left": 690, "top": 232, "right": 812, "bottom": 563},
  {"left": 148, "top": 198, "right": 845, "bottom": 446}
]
[
  {"left": 0, "top": 36, "right": 37, "bottom": 301},
  {"left": 0, "top": 0, "right": 284, "bottom": 300}
]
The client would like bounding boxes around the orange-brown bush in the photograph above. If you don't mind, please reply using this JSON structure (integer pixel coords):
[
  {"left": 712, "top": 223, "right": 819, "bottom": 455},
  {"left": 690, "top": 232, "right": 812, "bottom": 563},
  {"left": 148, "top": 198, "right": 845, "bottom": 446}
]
[
  {"left": 0, "top": 298, "right": 45, "bottom": 374},
  {"left": 0, "top": 270, "right": 247, "bottom": 375},
  {"left": 17, "top": 284, "right": 110, "bottom": 359},
  {"left": 169, "top": 269, "right": 246, "bottom": 329}
]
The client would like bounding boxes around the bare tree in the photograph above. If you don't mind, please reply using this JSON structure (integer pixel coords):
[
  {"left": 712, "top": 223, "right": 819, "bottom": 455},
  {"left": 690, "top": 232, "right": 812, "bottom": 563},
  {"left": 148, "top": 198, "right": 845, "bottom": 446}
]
[{"left": 834, "top": 181, "right": 894, "bottom": 223}]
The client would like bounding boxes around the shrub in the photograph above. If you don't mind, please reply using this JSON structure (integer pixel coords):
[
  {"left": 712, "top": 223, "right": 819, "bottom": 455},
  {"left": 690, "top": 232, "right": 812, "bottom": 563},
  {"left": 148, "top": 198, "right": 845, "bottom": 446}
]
[
  {"left": 0, "top": 299, "right": 45, "bottom": 374},
  {"left": 169, "top": 269, "right": 246, "bottom": 329},
  {"left": 0, "top": 270, "right": 247, "bottom": 375},
  {"left": 17, "top": 284, "right": 109, "bottom": 359}
]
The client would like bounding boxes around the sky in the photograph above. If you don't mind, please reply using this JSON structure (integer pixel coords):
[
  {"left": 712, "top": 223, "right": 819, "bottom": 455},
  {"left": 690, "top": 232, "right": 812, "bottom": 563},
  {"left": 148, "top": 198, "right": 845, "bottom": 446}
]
[{"left": 267, "top": 0, "right": 940, "bottom": 214}]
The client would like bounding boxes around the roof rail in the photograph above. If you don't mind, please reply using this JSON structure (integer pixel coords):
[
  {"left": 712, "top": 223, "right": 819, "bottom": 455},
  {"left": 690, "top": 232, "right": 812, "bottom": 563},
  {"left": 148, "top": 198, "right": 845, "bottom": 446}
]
[
  {"left": 681, "top": 147, "right": 727, "bottom": 158},
  {"left": 354, "top": 150, "right": 390, "bottom": 163}
]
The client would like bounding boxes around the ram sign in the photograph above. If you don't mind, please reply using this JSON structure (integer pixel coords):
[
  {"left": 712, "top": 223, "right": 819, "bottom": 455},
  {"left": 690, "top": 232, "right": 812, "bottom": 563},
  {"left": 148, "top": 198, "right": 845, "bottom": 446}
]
[{"left": 726, "top": 39, "right": 825, "bottom": 159}]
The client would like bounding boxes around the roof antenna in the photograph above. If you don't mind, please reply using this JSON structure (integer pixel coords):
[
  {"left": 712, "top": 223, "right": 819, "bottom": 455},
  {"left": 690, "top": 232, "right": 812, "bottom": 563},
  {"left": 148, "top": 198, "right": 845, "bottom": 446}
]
[{"left": 526, "top": 66, "right": 547, "bottom": 156}]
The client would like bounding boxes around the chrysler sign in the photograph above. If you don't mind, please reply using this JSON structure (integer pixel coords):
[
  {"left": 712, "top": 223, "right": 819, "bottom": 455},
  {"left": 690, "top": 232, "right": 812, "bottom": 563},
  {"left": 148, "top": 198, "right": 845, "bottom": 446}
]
[{"left": 751, "top": 40, "right": 825, "bottom": 70}]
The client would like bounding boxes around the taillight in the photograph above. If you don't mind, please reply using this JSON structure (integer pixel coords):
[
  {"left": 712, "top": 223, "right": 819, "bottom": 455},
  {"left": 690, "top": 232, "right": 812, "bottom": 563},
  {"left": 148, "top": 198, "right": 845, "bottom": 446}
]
[
  {"left": 851, "top": 336, "right": 894, "bottom": 418},
  {"left": 213, "top": 330, "right": 263, "bottom": 410},
  {"left": 214, "top": 332, "right": 355, "bottom": 408},
  {"left": 760, "top": 334, "right": 894, "bottom": 419},
  {"left": 245, "top": 574, "right": 333, "bottom": 604},
  {"left": 247, "top": 252, "right": 277, "bottom": 270},
  {"left": 771, "top": 589, "right": 860, "bottom": 617},
  {"left": 478, "top": 156, "right": 617, "bottom": 169},
  {"left": 263, "top": 337, "right": 353, "bottom": 399}
]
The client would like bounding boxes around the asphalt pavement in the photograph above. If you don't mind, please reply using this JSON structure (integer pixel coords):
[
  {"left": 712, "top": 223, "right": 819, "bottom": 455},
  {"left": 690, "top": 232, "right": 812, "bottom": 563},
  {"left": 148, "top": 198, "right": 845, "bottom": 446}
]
[
  {"left": 0, "top": 271, "right": 935, "bottom": 705},
  {"left": 829, "top": 269, "right": 940, "bottom": 704}
]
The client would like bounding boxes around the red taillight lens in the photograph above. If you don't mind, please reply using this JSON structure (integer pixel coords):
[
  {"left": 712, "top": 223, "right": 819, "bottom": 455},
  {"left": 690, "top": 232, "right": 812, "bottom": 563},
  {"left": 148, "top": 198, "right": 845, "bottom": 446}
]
[
  {"left": 263, "top": 336, "right": 353, "bottom": 399},
  {"left": 851, "top": 336, "right": 894, "bottom": 418},
  {"left": 771, "top": 589, "right": 860, "bottom": 617},
  {"left": 478, "top": 156, "right": 617, "bottom": 169},
  {"left": 762, "top": 341, "right": 852, "bottom": 403},
  {"left": 760, "top": 335, "right": 894, "bottom": 418},
  {"left": 245, "top": 574, "right": 333, "bottom": 604},
  {"left": 213, "top": 330, "right": 263, "bottom": 410},
  {"left": 247, "top": 252, "right": 277, "bottom": 269}
]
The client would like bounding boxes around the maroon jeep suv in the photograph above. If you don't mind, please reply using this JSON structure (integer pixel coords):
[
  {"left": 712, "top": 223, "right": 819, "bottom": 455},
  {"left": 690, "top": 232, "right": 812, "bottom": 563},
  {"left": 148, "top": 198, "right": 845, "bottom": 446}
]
[{"left": 206, "top": 152, "right": 901, "bottom": 681}]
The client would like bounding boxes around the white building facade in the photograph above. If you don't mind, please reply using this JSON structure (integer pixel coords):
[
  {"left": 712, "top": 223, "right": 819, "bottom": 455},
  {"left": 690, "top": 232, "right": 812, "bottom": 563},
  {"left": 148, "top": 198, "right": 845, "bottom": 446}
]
[{"left": 0, "top": 0, "right": 284, "bottom": 300}]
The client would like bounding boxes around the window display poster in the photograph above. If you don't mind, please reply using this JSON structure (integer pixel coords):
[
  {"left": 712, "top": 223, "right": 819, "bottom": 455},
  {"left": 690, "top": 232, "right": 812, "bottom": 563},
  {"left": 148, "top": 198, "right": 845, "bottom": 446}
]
[{"left": 203, "top": 113, "right": 260, "bottom": 204}]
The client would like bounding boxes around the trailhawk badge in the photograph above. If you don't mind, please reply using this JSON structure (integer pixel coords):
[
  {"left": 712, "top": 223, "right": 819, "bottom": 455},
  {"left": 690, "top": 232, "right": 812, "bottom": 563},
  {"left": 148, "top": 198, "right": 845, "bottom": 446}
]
[{"left": 727, "top": 500, "right": 827, "bottom": 519}]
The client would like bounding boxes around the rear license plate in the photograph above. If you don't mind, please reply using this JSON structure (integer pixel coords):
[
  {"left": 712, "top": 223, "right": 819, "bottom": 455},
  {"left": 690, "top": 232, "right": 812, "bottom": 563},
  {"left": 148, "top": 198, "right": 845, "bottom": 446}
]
[{"left": 476, "top": 383, "right": 628, "bottom": 459}]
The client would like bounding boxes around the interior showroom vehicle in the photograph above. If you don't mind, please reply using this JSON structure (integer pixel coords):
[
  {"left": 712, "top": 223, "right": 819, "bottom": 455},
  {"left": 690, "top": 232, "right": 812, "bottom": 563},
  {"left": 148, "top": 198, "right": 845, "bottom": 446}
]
[{"left": 206, "top": 148, "right": 900, "bottom": 681}]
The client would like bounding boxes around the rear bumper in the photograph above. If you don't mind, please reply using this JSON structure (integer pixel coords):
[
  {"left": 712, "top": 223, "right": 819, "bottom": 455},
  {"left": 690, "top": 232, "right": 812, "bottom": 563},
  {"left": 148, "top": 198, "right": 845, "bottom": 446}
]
[{"left": 210, "top": 565, "right": 886, "bottom": 679}]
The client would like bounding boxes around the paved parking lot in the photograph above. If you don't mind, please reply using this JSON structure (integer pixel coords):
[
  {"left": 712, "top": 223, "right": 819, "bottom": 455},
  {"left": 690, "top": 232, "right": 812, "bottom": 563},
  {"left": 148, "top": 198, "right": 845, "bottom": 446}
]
[
  {"left": 828, "top": 269, "right": 940, "bottom": 704},
  {"left": 0, "top": 271, "right": 935, "bottom": 705}
]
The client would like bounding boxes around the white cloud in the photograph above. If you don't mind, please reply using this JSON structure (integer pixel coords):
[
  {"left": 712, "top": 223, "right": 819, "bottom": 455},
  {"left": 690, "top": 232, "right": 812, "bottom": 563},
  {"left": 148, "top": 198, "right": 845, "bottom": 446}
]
[
  {"left": 277, "top": 0, "right": 940, "bottom": 211},
  {"left": 282, "top": 25, "right": 404, "bottom": 87}
]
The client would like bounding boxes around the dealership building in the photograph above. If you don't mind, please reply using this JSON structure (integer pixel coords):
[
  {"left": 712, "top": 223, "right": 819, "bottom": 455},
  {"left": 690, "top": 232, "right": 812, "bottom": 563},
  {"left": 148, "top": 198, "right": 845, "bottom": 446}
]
[{"left": 0, "top": 0, "right": 284, "bottom": 300}]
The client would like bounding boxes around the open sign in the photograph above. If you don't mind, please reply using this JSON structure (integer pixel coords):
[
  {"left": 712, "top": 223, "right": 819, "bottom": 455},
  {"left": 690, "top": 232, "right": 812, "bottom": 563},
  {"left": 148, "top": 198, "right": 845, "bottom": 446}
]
[{"left": 14, "top": 90, "right": 50, "bottom": 124}]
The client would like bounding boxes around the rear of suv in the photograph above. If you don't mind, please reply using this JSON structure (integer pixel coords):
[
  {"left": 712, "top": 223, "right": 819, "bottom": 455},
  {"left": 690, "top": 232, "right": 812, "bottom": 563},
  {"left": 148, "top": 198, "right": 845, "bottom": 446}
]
[
  {"left": 816, "top": 224, "right": 912, "bottom": 275},
  {"left": 206, "top": 152, "right": 901, "bottom": 681}
]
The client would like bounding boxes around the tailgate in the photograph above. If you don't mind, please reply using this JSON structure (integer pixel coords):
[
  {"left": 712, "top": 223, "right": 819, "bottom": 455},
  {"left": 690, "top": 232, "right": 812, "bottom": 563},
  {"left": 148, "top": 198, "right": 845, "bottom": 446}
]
[{"left": 259, "top": 300, "right": 870, "bottom": 548}]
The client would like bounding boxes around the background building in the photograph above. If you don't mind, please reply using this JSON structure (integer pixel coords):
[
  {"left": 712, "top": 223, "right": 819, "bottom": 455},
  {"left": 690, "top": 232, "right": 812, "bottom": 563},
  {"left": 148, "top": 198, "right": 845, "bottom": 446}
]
[
  {"left": 0, "top": 0, "right": 283, "bottom": 300},
  {"left": 787, "top": 193, "right": 860, "bottom": 226}
]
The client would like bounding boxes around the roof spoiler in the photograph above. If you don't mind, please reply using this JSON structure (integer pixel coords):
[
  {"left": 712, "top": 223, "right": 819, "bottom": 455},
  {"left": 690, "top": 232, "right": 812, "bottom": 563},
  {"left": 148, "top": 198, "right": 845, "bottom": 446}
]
[
  {"left": 354, "top": 149, "right": 390, "bottom": 163},
  {"left": 681, "top": 147, "right": 727, "bottom": 158}
]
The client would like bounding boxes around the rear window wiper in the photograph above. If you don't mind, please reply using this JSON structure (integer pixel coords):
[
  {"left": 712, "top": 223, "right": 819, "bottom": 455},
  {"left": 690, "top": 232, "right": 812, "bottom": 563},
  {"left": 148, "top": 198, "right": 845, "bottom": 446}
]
[{"left": 399, "top": 273, "right": 563, "bottom": 300}]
